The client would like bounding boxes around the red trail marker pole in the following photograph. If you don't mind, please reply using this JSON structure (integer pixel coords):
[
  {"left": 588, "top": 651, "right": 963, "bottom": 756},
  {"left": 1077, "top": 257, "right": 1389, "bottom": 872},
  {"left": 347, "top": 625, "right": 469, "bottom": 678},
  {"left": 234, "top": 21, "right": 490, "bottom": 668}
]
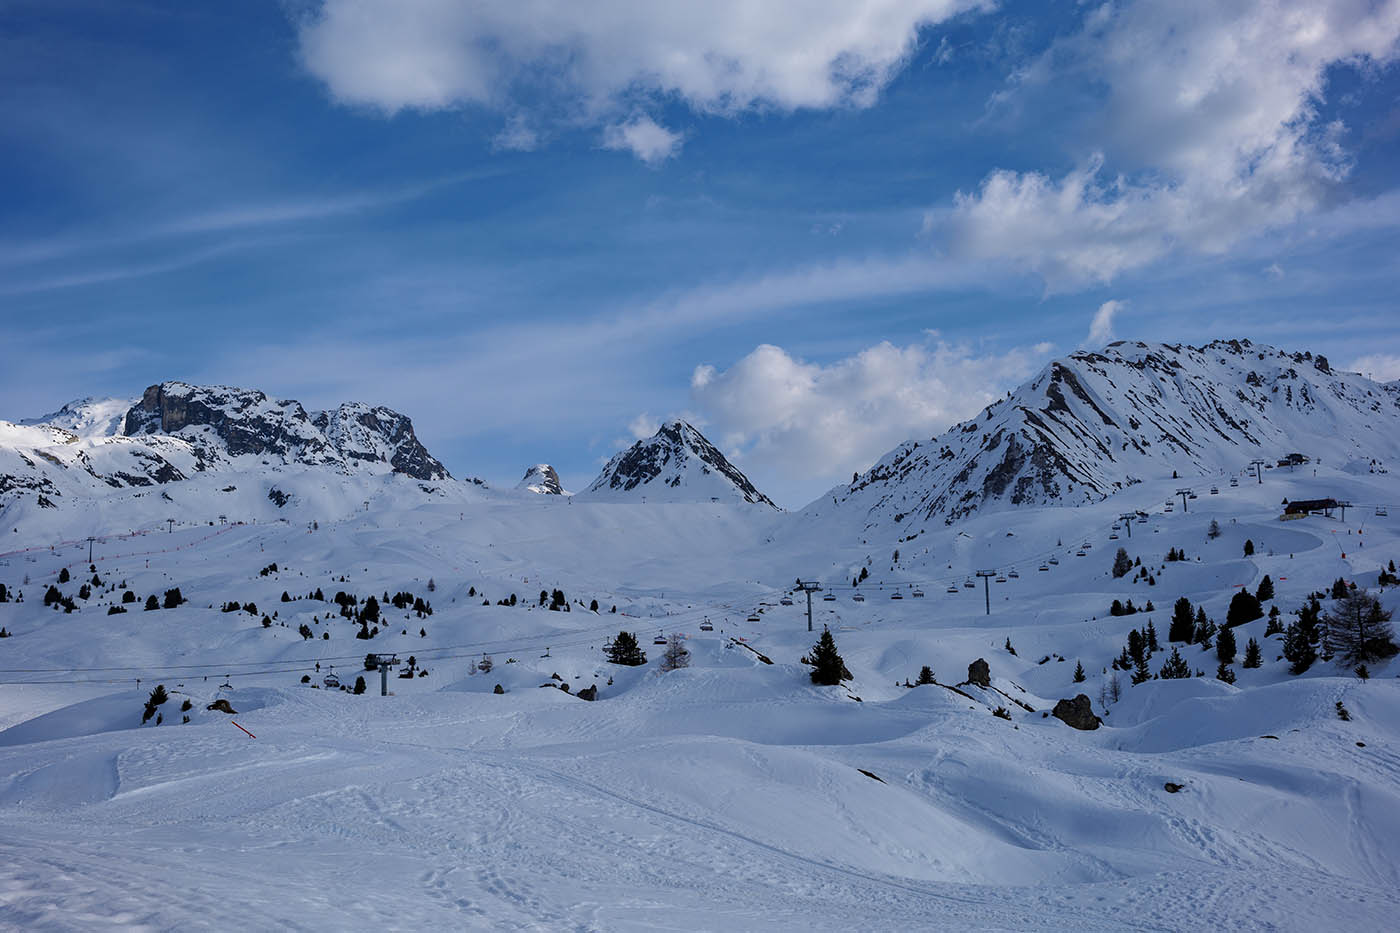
[{"left": 231, "top": 721, "right": 256, "bottom": 738}]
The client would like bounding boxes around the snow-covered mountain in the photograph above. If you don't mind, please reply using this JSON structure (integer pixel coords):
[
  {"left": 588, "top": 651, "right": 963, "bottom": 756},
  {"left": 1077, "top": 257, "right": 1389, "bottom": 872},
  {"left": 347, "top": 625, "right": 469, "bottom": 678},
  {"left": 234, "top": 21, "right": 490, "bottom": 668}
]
[
  {"left": 813, "top": 340, "right": 1400, "bottom": 535},
  {"left": 516, "top": 464, "right": 566, "bottom": 495},
  {"left": 580, "top": 420, "right": 778, "bottom": 508},
  {"left": 0, "top": 382, "right": 452, "bottom": 521}
]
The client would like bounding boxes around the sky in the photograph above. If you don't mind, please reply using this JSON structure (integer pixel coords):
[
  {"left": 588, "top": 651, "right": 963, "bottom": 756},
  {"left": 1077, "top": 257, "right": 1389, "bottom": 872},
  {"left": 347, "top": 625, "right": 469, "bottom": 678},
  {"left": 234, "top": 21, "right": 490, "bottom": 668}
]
[{"left": 2, "top": 0, "right": 1400, "bottom": 508}]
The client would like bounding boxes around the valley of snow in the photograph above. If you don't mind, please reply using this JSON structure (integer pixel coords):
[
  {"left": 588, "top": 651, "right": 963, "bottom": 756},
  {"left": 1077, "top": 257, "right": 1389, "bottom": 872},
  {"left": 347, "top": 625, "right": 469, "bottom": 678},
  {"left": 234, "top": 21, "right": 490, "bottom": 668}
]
[{"left": 2, "top": 345, "right": 1400, "bottom": 930}]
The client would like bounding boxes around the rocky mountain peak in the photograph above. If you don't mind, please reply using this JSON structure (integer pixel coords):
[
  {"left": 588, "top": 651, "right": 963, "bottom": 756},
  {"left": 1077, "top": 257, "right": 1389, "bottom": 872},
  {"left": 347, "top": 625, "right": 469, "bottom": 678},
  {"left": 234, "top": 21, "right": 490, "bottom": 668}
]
[
  {"left": 582, "top": 420, "right": 777, "bottom": 508},
  {"left": 516, "top": 464, "right": 566, "bottom": 495}
]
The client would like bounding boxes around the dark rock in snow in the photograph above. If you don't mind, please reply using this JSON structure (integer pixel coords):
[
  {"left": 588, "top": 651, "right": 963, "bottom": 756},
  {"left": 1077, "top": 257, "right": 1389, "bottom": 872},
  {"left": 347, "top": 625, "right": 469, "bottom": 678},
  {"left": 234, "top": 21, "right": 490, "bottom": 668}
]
[
  {"left": 966, "top": 658, "right": 992, "bottom": 688},
  {"left": 1052, "top": 694, "right": 1102, "bottom": 731}
]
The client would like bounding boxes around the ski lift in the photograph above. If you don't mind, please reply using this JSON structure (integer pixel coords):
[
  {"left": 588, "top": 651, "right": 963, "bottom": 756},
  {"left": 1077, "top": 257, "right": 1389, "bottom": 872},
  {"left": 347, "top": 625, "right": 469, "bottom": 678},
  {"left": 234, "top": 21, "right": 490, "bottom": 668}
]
[
  {"left": 779, "top": 597, "right": 794, "bottom": 606},
  {"left": 1230, "top": 477, "right": 1239, "bottom": 487},
  {"left": 963, "top": 578, "right": 975, "bottom": 589},
  {"left": 323, "top": 673, "right": 340, "bottom": 689},
  {"left": 890, "top": 591, "right": 903, "bottom": 600},
  {"left": 946, "top": 585, "right": 959, "bottom": 593},
  {"left": 653, "top": 634, "right": 668, "bottom": 645},
  {"left": 1038, "top": 565, "right": 1049, "bottom": 572},
  {"left": 699, "top": 620, "right": 714, "bottom": 631},
  {"left": 1164, "top": 504, "right": 1174, "bottom": 512},
  {"left": 1007, "top": 570, "right": 1019, "bottom": 579},
  {"left": 1048, "top": 557, "right": 1059, "bottom": 565},
  {"left": 1376, "top": 506, "right": 1388, "bottom": 517},
  {"left": 1082, "top": 542, "right": 1092, "bottom": 549},
  {"left": 822, "top": 593, "right": 836, "bottom": 602},
  {"left": 852, "top": 593, "right": 865, "bottom": 603},
  {"left": 219, "top": 674, "right": 233, "bottom": 690},
  {"left": 1108, "top": 533, "right": 1119, "bottom": 540},
  {"left": 911, "top": 589, "right": 925, "bottom": 598},
  {"left": 1210, "top": 486, "right": 1220, "bottom": 495},
  {"left": 1076, "top": 550, "right": 1087, "bottom": 557},
  {"left": 747, "top": 613, "right": 761, "bottom": 621},
  {"left": 995, "top": 575, "right": 1007, "bottom": 583}
]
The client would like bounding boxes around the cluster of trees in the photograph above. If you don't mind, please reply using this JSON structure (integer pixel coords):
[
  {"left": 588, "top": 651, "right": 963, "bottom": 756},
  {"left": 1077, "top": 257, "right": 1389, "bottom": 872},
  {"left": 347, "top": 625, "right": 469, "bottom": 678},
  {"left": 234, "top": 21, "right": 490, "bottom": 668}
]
[
  {"left": 1112, "top": 548, "right": 1135, "bottom": 578},
  {"left": 1165, "top": 547, "right": 1189, "bottom": 562},
  {"left": 1111, "top": 622, "right": 1161, "bottom": 683},
  {"left": 1168, "top": 597, "right": 1218, "bottom": 646},
  {"left": 1109, "top": 598, "right": 1154, "bottom": 617}
]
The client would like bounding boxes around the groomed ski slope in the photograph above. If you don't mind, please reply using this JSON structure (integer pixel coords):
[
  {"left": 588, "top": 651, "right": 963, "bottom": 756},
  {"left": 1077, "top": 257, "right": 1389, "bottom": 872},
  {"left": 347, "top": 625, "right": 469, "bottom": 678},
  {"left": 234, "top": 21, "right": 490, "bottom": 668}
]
[{"left": 1, "top": 462, "right": 1399, "bottom": 929}]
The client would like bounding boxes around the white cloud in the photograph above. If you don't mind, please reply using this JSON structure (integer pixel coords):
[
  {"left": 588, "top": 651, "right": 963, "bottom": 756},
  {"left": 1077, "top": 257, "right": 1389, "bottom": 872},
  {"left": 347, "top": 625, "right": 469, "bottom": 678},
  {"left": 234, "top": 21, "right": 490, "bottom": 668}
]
[
  {"left": 492, "top": 114, "right": 539, "bottom": 152},
  {"left": 688, "top": 339, "right": 1054, "bottom": 487},
  {"left": 943, "top": 0, "right": 1400, "bottom": 289},
  {"left": 602, "top": 116, "right": 682, "bottom": 166},
  {"left": 627, "top": 411, "right": 660, "bottom": 439},
  {"left": 1086, "top": 299, "right": 1124, "bottom": 346},
  {"left": 1350, "top": 353, "right": 1400, "bottom": 383},
  {"left": 294, "top": 1, "right": 984, "bottom": 133}
]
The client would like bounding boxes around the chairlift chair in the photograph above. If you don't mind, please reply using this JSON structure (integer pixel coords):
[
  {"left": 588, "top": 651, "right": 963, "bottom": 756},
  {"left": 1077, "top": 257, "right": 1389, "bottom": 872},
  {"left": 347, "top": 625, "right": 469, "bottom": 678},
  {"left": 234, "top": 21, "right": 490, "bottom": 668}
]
[
  {"left": 747, "top": 613, "right": 762, "bottom": 621},
  {"left": 1230, "top": 477, "right": 1239, "bottom": 487},
  {"left": 653, "top": 634, "right": 668, "bottom": 645},
  {"left": 1007, "top": 570, "right": 1019, "bottom": 579},
  {"left": 890, "top": 591, "right": 903, "bottom": 600},
  {"left": 779, "top": 597, "right": 794, "bottom": 606},
  {"left": 1108, "top": 533, "right": 1119, "bottom": 540},
  {"left": 963, "top": 578, "right": 975, "bottom": 589},
  {"left": 1038, "top": 565, "right": 1049, "bottom": 572},
  {"left": 699, "top": 620, "right": 714, "bottom": 631},
  {"left": 946, "top": 585, "right": 959, "bottom": 593},
  {"left": 1048, "top": 557, "right": 1059, "bottom": 565},
  {"left": 1210, "top": 486, "right": 1219, "bottom": 494},
  {"left": 995, "top": 575, "right": 1007, "bottom": 583},
  {"left": 911, "top": 589, "right": 925, "bottom": 597},
  {"left": 822, "top": 593, "right": 836, "bottom": 601},
  {"left": 1076, "top": 550, "right": 1087, "bottom": 557},
  {"left": 852, "top": 593, "right": 865, "bottom": 602},
  {"left": 1377, "top": 506, "right": 1388, "bottom": 517}
]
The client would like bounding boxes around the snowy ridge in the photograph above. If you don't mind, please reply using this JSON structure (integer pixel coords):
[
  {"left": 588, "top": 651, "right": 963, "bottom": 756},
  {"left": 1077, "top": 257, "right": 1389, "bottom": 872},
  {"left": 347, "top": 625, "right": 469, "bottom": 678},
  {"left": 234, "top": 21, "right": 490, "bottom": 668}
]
[
  {"left": 818, "top": 339, "right": 1400, "bottom": 535},
  {"left": 0, "top": 382, "right": 453, "bottom": 524},
  {"left": 581, "top": 420, "right": 778, "bottom": 508}
]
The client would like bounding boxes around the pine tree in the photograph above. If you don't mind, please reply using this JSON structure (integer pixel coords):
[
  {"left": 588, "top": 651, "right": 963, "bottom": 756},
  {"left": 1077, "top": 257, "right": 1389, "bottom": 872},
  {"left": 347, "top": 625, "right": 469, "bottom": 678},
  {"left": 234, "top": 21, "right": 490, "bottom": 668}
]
[
  {"left": 917, "top": 665, "right": 936, "bottom": 685},
  {"left": 1331, "top": 577, "right": 1349, "bottom": 600},
  {"left": 1282, "top": 623, "right": 1316, "bottom": 674},
  {"left": 1325, "top": 590, "right": 1399, "bottom": 666},
  {"left": 478, "top": 653, "right": 494, "bottom": 674},
  {"left": 1194, "top": 608, "right": 1215, "bottom": 648},
  {"left": 58, "top": 567, "right": 70, "bottom": 584},
  {"left": 1170, "top": 597, "right": 1195, "bottom": 643},
  {"left": 808, "top": 627, "right": 849, "bottom": 685},
  {"left": 1145, "top": 620, "right": 1160, "bottom": 653},
  {"left": 1216, "top": 625, "right": 1237, "bottom": 663},
  {"left": 1159, "top": 647, "right": 1191, "bottom": 679},
  {"left": 353, "top": 676, "right": 367, "bottom": 695},
  {"left": 1112, "top": 547, "right": 1133, "bottom": 579},
  {"left": 1208, "top": 519, "right": 1221, "bottom": 539},
  {"left": 144, "top": 594, "right": 159, "bottom": 611},
  {"left": 1244, "top": 539, "right": 1255, "bottom": 557},
  {"left": 1131, "top": 651, "right": 1152, "bottom": 685},
  {"left": 1073, "top": 661, "right": 1086, "bottom": 683},
  {"left": 1215, "top": 662, "right": 1236, "bottom": 684},
  {"left": 1226, "top": 590, "right": 1263, "bottom": 627},
  {"left": 1256, "top": 575, "right": 1274, "bottom": 602},
  {"left": 606, "top": 631, "right": 646, "bottom": 666},
  {"left": 660, "top": 634, "right": 691, "bottom": 672}
]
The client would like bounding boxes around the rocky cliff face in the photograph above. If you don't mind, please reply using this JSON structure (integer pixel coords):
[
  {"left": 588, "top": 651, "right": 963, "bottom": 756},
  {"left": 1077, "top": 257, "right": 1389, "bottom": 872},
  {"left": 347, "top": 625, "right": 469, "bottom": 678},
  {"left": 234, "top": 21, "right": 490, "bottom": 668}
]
[
  {"left": 582, "top": 421, "right": 777, "bottom": 508},
  {"left": 811, "top": 339, "right": 1400, "bottom": 532},
  {"left": 516, "top": 464, "right": 566, "bottom": 495},
  {"left": 123, "top": 383, "right": 448, "bottom": 480}
]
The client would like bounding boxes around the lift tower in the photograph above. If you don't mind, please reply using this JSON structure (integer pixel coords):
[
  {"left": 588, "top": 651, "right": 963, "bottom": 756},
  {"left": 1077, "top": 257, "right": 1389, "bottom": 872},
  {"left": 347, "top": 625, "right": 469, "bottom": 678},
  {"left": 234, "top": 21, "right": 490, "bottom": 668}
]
[
  {"left": 975, "top": 569, "right": 998, "bottom": 616},
  {"left": 794, "top": 580, "right": 823, "bottom": 632}
]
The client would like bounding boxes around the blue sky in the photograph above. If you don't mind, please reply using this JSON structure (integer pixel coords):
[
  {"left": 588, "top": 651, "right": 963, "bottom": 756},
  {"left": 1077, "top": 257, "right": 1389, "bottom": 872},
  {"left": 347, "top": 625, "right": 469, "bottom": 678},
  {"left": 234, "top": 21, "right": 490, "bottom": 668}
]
[{"left": 3, "top": 0, "right": 1400, "bottom": 507}]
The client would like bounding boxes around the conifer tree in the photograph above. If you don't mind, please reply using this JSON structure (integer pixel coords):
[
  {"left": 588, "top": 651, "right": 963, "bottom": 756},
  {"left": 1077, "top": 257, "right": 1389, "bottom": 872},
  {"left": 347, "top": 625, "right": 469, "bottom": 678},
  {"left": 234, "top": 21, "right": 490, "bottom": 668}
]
[
  {"left": 808, "top": 627, "right": 849, "bottom": 685},
  {"left": 1145, "top": 619, "right": 1160, "bottom": 653},
  {"left": 1215, "top": 662, "right": 1236, "bottom": 684},
  {"left": 917, "top": 665, "right": 936, "bottom": 685},
  {"left": 660, "top": 634, "right": 691, "bottom": 672},
  {"left": 1242, "top": 637, "right": 1262, "bottom": 668},
  {"left": 1256, "top": 575, "right": 1274, "bottom": 602},
  {"left": 1112, "top": 547, "right": 1133, "bottom": 579},
  {"left": 1244, "top": 539, "right": 1255, "bottom": 557},
  {"left": 1073, "top": 660, "right": 1086, "bottom": 683},
  {"left": 1170, "top": 597, "right": 1195, "bottom": 643},
  {"left": 1283, "top": 623, "right": 1316, "bottom": 674},
  {"left": 606, "top": 631, "right": 646, "bottom": 666},
  {"left": 1159, "top": 646, "right": 1191, "bottom": 679},
  {"left": 1324, "top": 590, "right": 1399, "bottom": 666},
  {"left": 1216, "top": 625, "right": 1237, "bottom": 664}
]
